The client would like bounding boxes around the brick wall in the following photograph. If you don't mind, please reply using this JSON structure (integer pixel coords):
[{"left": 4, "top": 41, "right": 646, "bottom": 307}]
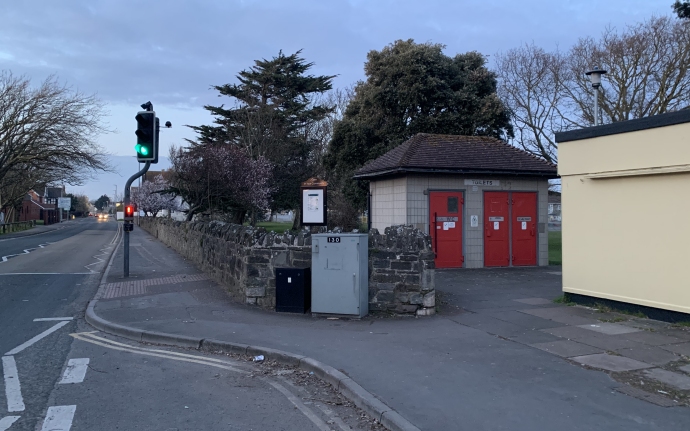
[{"left": 140, "top": 218, "right": 435, "bottom": 315}]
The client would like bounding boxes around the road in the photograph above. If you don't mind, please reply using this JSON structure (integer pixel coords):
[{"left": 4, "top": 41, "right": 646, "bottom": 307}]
[{"left": 0, "top": 219, "right": 381, "bottom": 431}]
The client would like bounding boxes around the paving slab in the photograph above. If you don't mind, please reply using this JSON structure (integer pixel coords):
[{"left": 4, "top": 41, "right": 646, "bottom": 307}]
[
  {"left": 615, "top": 346, "right": 680, "bottom": 366},
  {"left": 531, "top": 340, "right": 604, "bottom": 358},
  {"left": 570, "top": 353, "right": 654, "bottom": 372},
  {"left": 519, "top": 308, "right": 600, "bottom": 326},
  {"left": 513, "top": 298, "right": 553, "bottom": 305},
  {"left": 543, "top": 326, "right": 643, "bottom": 350},
  {"left": 577, "top": 323, "right": 641, "bottom": 335},
  {"left": 621, "top": 331, "right": 684, "bottom": 346},
  {"left": 486, "top": 310, "right": 566, "bottom": 330},
  {"left": 657, "top": 329, "right": 690, "bottom": 341},
  {"left": 660, "top": 342, "right": 690, "bottom": 356},
  {"left": 508, "top": 330, "right": 563, "bottom": 345},
  {"left": 642, "top": 368, "right": 690, "bottom": 390},
  {"left": 619, "top": 319, "right": 673, "bottom": 332}
]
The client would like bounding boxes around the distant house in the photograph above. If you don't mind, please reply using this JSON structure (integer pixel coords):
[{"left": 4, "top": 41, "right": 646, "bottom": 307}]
[
  {"left": 354, "top": 133, "right": 558, "bottom": 269},
  {"left": 18, "top": 190, "right": 59, "bottom": 224},
  {"left": 548, "top": 191, "right": 562, "bottom": 231}
]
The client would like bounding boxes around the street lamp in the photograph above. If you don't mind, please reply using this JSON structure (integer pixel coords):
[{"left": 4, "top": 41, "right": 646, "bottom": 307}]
[{"left": 585, "top": 66, "right": 607, "bottom": 126}]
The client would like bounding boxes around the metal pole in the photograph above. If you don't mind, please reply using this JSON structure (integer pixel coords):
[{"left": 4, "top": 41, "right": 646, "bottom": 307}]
[
  {"left": 124, "top": 161, "right": 151, "bottom": 277},
  {"left": 593, "top": 87, "right": 599, "bottom": 126}
]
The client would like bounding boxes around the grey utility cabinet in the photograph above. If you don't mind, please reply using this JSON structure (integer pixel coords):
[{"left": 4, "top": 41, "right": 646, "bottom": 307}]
[{"left": 311, "top": 233, "right": 368, "bottom": 317}]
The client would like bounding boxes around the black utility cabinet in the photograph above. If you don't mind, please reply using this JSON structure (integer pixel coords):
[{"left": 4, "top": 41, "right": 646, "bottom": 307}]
[{"left": 275, "top": 267, "right": 311, "bottom": 313}]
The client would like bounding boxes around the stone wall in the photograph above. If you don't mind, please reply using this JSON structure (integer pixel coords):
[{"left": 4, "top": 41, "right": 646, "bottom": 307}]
[
  {"left": 139, "top": 218, "right": 435, "bottom": 315},
  {"left": 368, "top": 225, "right": 436, "bottom": 316}
]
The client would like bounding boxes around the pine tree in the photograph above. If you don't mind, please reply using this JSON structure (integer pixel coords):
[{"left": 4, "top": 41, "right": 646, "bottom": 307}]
[{"left": 188, "top": 51, "right": 335, "bottom": 225}]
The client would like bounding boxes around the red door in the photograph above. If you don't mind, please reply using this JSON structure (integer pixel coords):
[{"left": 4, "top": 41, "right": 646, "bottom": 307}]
[
  {"left": 429, "top": 192, "right": 463, "bottom": 268},
  {"left": 512, "top": 192, "right": 537, "bottom": 266},
  {"left": 484, "top": 192, "right": 510, "bottom": 267}
]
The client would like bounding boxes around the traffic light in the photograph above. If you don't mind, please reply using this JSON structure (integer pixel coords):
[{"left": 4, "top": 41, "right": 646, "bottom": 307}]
[
  {"left": 124, "top": 203, "right": 137, "bottom": 221},
  {"left": 135, "top": 111, "right": 157, "bottom": 162}
]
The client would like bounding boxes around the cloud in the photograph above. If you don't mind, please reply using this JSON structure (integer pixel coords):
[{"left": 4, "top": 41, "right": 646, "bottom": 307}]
[{"left": 0, "top": 0, "right": 671, "bottom": 157}]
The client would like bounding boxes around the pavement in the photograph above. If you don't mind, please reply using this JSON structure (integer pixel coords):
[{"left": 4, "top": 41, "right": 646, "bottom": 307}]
[{"left": 90, "top": 224, "right": 690, "bottom": 431}]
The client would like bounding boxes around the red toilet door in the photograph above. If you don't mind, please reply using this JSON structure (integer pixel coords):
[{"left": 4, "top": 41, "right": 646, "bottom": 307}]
[
  {"left": 484, "top": 192, "right": 509, "bottom": 267},
  {"left": 429, "top": 192, "right": 464, "bottom": 268},
  {"left": 512, "top": 192, "right": 537, "bottom": 266}
]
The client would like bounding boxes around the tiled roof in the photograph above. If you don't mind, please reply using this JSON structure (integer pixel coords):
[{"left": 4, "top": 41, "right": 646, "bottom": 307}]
[{"left": 354, "top": 134, "right": 557, "bottom": 179}]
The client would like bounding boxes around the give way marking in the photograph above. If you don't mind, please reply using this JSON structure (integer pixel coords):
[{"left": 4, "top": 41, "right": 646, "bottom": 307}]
[{"left": 0, "top": 416, "right": 20, "bottom": 431}]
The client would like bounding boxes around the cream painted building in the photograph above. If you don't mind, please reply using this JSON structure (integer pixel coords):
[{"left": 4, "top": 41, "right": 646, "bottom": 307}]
[
  {"left": 556, "top": 110, "right": 690, "bottom": 314},
  {"left": 355, "top": 134, "right": 557, "bottom": 269}
]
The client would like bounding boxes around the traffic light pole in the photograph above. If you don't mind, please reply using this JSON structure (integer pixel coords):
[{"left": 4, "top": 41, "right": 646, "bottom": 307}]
[{"left": 123, "top": 161, "right": 151, "bottom": 277}]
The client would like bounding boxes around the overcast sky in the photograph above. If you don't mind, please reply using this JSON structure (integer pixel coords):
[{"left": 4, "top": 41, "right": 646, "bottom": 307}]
[{"left": 0, "top": 0, "right": 673, "bottom": 197}]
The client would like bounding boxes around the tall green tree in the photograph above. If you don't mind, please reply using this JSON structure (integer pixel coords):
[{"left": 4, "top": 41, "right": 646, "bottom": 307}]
[
  {"left": 324, "top": 40, "right": 513, "bottom": 208},
  {"left": 188, "top": 50, "right": 335, "bottom": 226},
  {"left": 94, "top": 194, "right": 110, "bottom": 210},
  {"left": 673, "top": 1, "right": 690, "bottom": 19}
]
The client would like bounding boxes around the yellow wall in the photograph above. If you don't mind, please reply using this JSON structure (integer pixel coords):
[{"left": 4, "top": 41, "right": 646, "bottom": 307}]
[{"left": 559, "top": 123, "right": 690, "bottom": 313}]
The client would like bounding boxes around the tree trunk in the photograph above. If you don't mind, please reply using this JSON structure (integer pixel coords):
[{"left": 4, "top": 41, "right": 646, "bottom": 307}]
[
  {"left": 291, "top": 207, "right": 301, "bottom": 231},
  {"left": 231, "top": 210, "right": 245, "bottom": 225}
]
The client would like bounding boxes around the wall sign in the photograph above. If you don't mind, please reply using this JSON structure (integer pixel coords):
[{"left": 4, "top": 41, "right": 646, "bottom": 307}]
[
  {"left": 488, "top": 216, "right": 504, "bottom": 222},
  {"left": 436, "top": 216, "right": 458, "bottom": 222},
  {"left": 470, "top": 215, "right": 479, "bottom": 227},
  {"left": 464, "top": 179, "right": 500, "bottom": 187},
  {"left": 517, "top": 217, "right": 532, "bottom": 222},
  {"left": 327, "top": 237, "right": 341, "bottom": 243},
  {"left": 494, "top": 222, "right": 500, "bottom": 230}
]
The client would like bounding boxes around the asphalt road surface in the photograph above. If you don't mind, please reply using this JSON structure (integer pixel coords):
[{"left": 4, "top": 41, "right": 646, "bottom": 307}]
[{"left": 0, "top": 219, "right": 381, "bottom": 431}]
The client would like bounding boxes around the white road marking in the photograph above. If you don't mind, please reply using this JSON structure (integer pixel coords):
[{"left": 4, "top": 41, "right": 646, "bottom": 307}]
[
  {"left": 40, "top": 405, "right": 76, "bottom": 431},
  {"left": 0, "top": 243, "right": 51, "bottom": 263},
  {"left": 0, "top": 273, "right": 92, "bottom": 276},
  {"left": 70, "top": 333, "right": 246, "bottom": 373},
  {"left": 72, "top": 333, "right": 335, "bottom": 430},
  {"left": 1, "top": 356, "right": 25, "bottom": 412},
  {"left": 0, "top": 416, "right": 20, "bottom": 431},
  {"left": 5, "top": 321, "right": 70, "bottom": 355},
  {"left": 264, "top": 378, "right": 332, "bottom": 431},
  {"left": 59, "top": 358, "right": 90, "bottom": 384},
  {"left": 314, "top": 403, "right": 352, "bottom": 431},
  {"left": 277, "top": 376, "right": 352, "bottom": 431},
  {"left": 33, "top": 317, "right": 73, "bottom": 322}
]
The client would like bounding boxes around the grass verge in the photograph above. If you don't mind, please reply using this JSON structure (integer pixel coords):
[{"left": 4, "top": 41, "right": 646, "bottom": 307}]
[
  {"left": 553, "top": 294, "right": 575, "bottom": 306},
  {"left": 548, "top": 230, "right": 562, "bottom": 265},
  {"left": 255, "top": 221, "right": 293, "bottom": 234}
]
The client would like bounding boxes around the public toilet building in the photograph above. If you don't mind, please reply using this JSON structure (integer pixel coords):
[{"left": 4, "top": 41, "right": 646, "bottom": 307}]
[
  {"left": 354, "top": 134, "right": 557, "bottom": 269},
  {"left": 556, "top": 110, "right": 690, "bottom": 315}
]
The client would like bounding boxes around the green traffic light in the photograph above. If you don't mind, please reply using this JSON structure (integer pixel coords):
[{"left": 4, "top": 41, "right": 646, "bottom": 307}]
[{"left": 134, "top": 144, "right": 150, "bottom": 156}]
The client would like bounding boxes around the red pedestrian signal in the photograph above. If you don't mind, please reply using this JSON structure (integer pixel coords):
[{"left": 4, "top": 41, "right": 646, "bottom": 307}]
[{"left": 124, "top": 203, "right": 137, "bottom": 221}]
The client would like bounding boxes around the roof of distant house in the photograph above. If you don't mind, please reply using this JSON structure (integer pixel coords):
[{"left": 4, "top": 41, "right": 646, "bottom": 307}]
[
  {"left": 548, "top": 190, "right": 561, "bottom": 204},
  {"left": 353, "top": 133, "right": 558, "bottom": 180},
  {"left": 144, "top": 170, "right": 172, "bottom": 182},
  {"left": 44, "top": 186, "right": 65, "bottom": 198}
]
